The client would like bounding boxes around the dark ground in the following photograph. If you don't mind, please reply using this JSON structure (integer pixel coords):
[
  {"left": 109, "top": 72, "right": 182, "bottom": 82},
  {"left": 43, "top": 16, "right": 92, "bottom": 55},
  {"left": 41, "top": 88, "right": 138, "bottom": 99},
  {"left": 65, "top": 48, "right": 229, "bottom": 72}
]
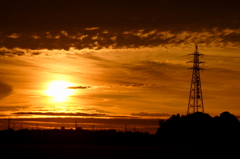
[
  {"left": 1, "top": 112, "right": 239, "bottom": 158},
  {"left": 0, "top": 144, "right": 236, "bottom": 159},
  {"left": 0, "top": 144, "right": 199, "bottom": 159}
]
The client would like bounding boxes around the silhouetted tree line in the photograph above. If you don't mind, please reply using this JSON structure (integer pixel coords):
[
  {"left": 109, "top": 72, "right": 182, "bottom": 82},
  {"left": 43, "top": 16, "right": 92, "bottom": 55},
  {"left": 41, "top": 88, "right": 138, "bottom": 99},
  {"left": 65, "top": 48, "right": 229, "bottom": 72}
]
[
  {"left": 1, "top": 111, "right": 240, "bottom": 148},
  {"left": 156, "top": 111, "right": 240, "bottom": 147}
]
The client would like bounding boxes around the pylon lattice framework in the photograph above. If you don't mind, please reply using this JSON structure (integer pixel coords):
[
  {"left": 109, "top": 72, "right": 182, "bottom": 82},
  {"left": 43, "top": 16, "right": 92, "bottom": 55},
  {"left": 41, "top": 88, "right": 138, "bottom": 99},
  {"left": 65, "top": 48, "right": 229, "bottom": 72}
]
[{"left": 187, "top": 45, "right": 204, "bottom": 115}]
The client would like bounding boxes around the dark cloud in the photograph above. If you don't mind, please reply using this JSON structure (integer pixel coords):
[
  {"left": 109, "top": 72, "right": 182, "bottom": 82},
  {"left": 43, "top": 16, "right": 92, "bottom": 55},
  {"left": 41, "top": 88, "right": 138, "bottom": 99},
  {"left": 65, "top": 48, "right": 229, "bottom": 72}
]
[
  {"left": 31, "top": 52, "right": 41, "bottom": 56},
  {"left": 81, "top": 54, "right": 111, "bottom": 62},
  {"left": 0, "top": 82, "right": 13, "bottom": 99},
  {"left": 13, "top": 112, "right": 127, "bottom": 118},
  {"left": 1, "top": 29, "right": 240, "bottom": 52},
  {"left": 131, "top": 112, "right": 171, "bottom": 117},
  {"left": 68, "top": 86, "right": 91, "bottom": 89},
  {"left": 0, "top": 106, "right": 27, "bottom": 111},
  {"left": 0, "top": 49, "right": 25, "bottom": 56},
  {"left": 68, "top": 84, "right": 158, "bottom": 89},
  {"left": 13, "top": 112, "right": 107, "bottom": 117},
  {"left": 0, "top": 0, "right": 240, "bottom": 52},
  {"left": 3, "top": 117, "right": 159, "bottom": 125}
]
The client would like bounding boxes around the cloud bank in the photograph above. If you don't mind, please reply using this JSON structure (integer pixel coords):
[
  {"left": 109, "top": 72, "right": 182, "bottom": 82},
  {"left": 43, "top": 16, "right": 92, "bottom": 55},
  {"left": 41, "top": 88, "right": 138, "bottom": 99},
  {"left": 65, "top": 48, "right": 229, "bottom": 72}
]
[
  {"left": 0, "top": 0, "right": 240, "bottom": 55},
  {"left": 0, "top": 29, "right": 240, "bottom": 54},
  {"left": 0, "top": 82, "right": 13, "bottom": 99},
  {"left": 131, "top": 112, "right": 171, "bottom": 117}
]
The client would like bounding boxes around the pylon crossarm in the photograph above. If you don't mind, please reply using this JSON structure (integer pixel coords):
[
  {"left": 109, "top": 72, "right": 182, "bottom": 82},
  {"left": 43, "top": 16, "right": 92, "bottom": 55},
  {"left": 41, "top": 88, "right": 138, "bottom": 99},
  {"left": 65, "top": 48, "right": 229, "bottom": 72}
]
[
  {"left": 188, "top": 53, "right": 204, "bottom": 56},
  {"left": 188, "top": 67, "right": 204, "bottom": 70},
  {"left": 187, "top": 61, "right": 205, "bottom": 64}
]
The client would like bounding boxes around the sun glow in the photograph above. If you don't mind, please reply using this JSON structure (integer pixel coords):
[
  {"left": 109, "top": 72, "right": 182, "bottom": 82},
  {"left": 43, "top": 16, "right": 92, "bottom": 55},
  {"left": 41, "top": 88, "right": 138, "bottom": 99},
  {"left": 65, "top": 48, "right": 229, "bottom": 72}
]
[{"left": 45, "top": 81, "right": 75, "bottom": 102}]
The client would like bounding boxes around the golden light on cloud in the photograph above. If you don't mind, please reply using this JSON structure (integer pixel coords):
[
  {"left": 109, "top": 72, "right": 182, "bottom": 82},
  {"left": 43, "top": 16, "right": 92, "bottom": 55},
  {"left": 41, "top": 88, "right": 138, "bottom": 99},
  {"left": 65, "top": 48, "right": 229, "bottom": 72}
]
[
  {"left": 45, "top": 81, "right": 75, "bottom": 102},
  {"left": 85, "top": 27, "right": 99, "bottom": 30}
]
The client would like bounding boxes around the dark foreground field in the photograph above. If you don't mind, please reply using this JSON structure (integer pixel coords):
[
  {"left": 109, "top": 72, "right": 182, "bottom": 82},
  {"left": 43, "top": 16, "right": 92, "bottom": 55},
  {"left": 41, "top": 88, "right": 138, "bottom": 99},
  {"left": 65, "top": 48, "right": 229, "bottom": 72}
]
[
  {"left": 1, "top": 112, "right": 239, "bottom": 158},
  {"left": 0, "top": 144, "right": 199, "bottom": 159},
  {"left": 0, "top": 144, "right": 235, "bottom": 159}
]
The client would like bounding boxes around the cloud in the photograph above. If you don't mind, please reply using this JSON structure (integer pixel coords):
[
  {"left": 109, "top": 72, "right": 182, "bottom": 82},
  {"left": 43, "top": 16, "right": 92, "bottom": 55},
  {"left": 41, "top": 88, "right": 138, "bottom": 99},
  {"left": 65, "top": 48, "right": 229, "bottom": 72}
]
[
  {"left": 13, "top": 112, "right": 107, "bottom": 117},
  {"left": 0, "top": 106, "right": 28, "bottom": 111},
  {"left": 0, "top": 48, "right": 25, "bottom": 56},
  {"left": 131, "top": 112, "right": 171, "bottom": 117},
  {"left": 0, "top": 82, "right": 13, "bottom": 99},
  {"left": 0, "top": 0, "right": 240, "bottom": 54},
  {"left": 12, "top": 112, "right": 128, "bottom": 118},
  {"left": 1, "top": 29, "right": 240, "bottom": 52},
  {"left": 140, "top": 59, "right": 186, "bottom": 65},
  {"left": 68, "top": 84, "right": 158, "bottom": 89},
  {"left": 68, "top": 86, "right": 91, "bottom": 89}
]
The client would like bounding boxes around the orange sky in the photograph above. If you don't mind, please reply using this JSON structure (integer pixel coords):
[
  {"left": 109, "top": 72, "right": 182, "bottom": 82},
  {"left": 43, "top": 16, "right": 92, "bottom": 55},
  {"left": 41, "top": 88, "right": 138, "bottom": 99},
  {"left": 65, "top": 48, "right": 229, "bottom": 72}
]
[{"left": 0, "top": 0, "right": 240, "bottom": 133}]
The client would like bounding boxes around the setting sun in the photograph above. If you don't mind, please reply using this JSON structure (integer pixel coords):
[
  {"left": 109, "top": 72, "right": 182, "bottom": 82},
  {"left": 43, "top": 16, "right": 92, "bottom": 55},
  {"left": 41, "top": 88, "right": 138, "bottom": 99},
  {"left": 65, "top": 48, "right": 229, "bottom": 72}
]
[{"left": 45, "top": 81, "right": 75, "bottom": 102}]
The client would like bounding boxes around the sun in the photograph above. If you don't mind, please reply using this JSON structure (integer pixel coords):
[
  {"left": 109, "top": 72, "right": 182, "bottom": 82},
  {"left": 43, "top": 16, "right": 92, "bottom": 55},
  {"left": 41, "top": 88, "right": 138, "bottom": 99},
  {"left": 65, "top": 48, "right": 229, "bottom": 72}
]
[{"left": 45, "top": 81, "right": 75, "bottom": 102}]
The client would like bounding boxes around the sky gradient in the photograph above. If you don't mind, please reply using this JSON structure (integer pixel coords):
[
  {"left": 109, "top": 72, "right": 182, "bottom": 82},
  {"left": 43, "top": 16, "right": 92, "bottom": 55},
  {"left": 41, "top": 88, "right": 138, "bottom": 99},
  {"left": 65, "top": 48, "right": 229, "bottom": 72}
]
[{"left": 1, "top": 0, "right": 240, "bottom": 133}]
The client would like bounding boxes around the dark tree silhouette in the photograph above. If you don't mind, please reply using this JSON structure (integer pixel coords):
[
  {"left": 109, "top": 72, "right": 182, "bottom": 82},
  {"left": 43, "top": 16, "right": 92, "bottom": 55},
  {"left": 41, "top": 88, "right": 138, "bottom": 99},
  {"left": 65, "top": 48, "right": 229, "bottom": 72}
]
[
  {"left": 220, "top": 111, "right": 239, "bottom": 125},
  {"left": 156, "top": 111, "right": 240, "bottom": 147}
]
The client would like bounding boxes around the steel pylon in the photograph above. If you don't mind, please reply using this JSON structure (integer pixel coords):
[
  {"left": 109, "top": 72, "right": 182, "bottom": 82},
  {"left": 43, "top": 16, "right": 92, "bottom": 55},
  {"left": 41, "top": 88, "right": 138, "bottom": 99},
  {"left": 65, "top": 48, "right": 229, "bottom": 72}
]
[{"left": 187, "top": 45, "right": 204, "bottom": 115}]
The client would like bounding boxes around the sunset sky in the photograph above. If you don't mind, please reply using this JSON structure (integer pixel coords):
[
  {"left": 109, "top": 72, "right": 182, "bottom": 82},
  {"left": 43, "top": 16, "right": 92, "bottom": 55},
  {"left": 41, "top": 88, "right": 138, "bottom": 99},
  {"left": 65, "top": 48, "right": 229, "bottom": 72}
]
[{"left": 1, "top": 0, "right": 240, "bottom": 133}]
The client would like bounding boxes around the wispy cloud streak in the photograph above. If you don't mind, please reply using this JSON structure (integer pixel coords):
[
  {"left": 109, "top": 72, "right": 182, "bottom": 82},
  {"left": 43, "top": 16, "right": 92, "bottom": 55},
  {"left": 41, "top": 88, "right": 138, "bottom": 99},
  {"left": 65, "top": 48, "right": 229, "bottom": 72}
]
[{"left": 67, "top": 84, "right": 158, "bottom": 89}]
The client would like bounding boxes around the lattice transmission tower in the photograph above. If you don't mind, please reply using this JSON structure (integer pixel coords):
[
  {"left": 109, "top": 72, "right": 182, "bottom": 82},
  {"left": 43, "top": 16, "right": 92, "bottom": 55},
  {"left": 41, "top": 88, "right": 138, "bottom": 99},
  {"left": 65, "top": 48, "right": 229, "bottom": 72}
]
[{"left": 187, "top": 45, "right": 205, "bottom": 115}]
